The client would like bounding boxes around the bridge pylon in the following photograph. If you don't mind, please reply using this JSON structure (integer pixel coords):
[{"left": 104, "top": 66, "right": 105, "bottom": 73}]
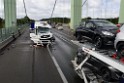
[
  {"left": 70, "top": 0, "right": 82, "bottom": 30},
  {"left": 119, "top": 0, "right": 124, "bottom": 23},
  {"left": 4, "top": 0, "right": 16, "bottom": 28}
]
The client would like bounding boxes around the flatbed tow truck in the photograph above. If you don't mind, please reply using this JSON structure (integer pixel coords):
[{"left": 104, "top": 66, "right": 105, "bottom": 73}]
[{"left": 71, "top": 41, "right": 124, "bottom": 83}]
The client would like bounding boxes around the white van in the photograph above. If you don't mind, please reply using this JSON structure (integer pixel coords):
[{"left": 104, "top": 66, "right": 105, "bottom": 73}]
[{"left": 30, "top": 21, "right": 55, "bottom": 46}]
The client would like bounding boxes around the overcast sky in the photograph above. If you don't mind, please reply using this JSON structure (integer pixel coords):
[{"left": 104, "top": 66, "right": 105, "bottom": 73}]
[{"left": 0, "top": 0, "right": 121, "bottom": 20}]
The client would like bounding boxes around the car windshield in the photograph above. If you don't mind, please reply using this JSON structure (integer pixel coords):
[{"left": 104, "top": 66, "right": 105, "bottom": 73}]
[
  {"left": 37, "top": 27, "right": 50, "bottom": 33},
  {"left": 94, "top": 20, "right": 116, "bottom": 27}
]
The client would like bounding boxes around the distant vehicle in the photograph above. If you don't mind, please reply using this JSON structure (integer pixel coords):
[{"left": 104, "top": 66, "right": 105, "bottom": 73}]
[
  {"left": 74, "top": 19, "right": 118, "bottom": 48},
  {"left": 114, "top": 24, "right": 124, "bottom": 58},
  {"left": 57, "top": 26, "right": 63, "bottom": 30},
  {"left": 56, "top": 23, "right": 63, "bottom": 30},
  {"left": 30, "top": 21, "right": 55, "bottom": 46}
]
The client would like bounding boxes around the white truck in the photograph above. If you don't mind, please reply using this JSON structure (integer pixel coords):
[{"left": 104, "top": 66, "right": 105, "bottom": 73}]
[{"left": 30, "top": 21, "right": 55, "bottom": 46}]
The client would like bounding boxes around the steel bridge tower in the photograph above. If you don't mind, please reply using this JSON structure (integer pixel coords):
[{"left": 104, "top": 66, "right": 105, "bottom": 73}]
[
  {"left": 4, "top": 0, "right": 16, "bottom": 28},
  {"left": 70, "top": 0, "right": 82, "bottom": 30},
  {"left": 119, "top": 0, "right": 124, "bottom": 24}
]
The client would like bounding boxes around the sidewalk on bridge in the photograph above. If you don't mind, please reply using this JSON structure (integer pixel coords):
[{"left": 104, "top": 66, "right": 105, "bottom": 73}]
[{"left": 0, "top": 29, "right": 64, "bottom": 83}]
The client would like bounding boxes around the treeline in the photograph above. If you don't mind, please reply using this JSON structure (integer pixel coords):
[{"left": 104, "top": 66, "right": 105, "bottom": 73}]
[
  {"left": 41, "top": 17, "right": 119, "bottom": 24},
  {"left": 106, "top": 18, "right": 119, "bottom": 24},
  {"left": 17, "top": 16, "right": 31, "bottom": 25},
  {"left": 0, "top": 18, "right": 4, "bottom": 28},
  {"left": 0, "top": 16, "right": 31, "bottom": 29},
  {"left": 41, "top": 17, "right": 70, "bottom": 24},
  {"left": 0, "top": 17, "right": 120, "bottom": 29},
  {"left": 82, "top": 17, "right": 119, "bottom": 24}
]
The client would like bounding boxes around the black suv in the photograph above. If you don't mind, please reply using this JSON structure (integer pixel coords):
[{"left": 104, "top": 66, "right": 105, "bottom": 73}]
[{"left": 74, "top": 19, "right": 118, "bottom": 48}]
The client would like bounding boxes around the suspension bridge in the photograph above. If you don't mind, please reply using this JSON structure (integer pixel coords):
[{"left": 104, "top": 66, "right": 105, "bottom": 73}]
[{"left": 0, "top": 0, "right": 124, "bottom": 83}]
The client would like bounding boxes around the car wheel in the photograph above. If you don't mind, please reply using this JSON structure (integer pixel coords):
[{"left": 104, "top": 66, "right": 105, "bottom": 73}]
[
  {"left": 101, "top": 68, "right": 111, "bottom": 81},
  {"left": 117, "top": 44, "right": 124, "bottom": 58},
  {"left": 120, "top": 47, "right": 124, "bottom": 57},
  {"left": 94, "top": 36, "right": 103, "bottom": 49},
  {"left": 43, "top": 44, "right": 47, "bottom": 47},
  {"left": 76, "top": 34, "right": 82, "bottom": 41},
  {"left": 51, "top": 37, "right": 55, "bottom": 42}
]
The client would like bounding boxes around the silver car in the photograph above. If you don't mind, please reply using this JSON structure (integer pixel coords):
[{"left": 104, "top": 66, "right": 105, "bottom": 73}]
[{"left": 114, "top": 24, "right": 124, "bottom": 58}]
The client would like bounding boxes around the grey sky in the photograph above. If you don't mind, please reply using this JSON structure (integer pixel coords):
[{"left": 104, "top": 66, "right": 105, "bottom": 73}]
[{"left": 0, "top": 0, "right": 121, "bottom": 20}]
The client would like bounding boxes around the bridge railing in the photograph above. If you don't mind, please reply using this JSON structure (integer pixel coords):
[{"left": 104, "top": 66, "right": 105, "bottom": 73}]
[{"left": 0, "top": 24, "right": 29, "bottom": 43}]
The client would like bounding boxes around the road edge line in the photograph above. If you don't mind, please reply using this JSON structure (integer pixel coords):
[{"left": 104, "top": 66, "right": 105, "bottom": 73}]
[{"left": 47, "top": 45, "right": 68, "bottom": 83}]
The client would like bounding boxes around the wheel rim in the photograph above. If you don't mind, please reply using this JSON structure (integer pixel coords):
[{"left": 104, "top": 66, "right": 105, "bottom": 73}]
[
  {"left": 120, "top": 49, "right": 124, "bottom": 57},
  {"left": 102, "top": 69, "right": 111, "bottom": 81},
  {"left": 103, "top": 71, "right": 110, "bottom": 80},
  {"left": 95, "top": 37, "right": 102, "bottom": 48}
]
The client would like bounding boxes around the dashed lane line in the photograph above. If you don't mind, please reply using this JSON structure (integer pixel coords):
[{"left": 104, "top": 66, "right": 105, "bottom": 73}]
[{"left": 47, "top": 45, "right": 68, "bottom": 83}]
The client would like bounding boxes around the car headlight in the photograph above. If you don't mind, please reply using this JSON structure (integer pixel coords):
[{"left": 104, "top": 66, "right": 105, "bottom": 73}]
[{"left": 102, "top": 31, "right": 114, "bottom": 36}]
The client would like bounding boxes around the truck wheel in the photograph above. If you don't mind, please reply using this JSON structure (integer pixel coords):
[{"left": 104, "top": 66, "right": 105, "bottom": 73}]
[
  {"left": 94, "top": 36, "right": 103, "bottom": 49},
  {"left": 117, "top": 43, "right": 124, "bottom": 58},
  {"left": 43, "top": 44, "right": 47, "bottom": 47},
  {"left": 51, "top": 37, "right": 55, "bottom": 42},
  {"left": 33, "top": 43, "right": 37, "bottom": 45}
]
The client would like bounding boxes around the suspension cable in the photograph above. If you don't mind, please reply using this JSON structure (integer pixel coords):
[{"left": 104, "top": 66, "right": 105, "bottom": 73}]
[
  {"left": 50, "top": 0, "right": 57, "bottom": 18},
  {"left": 23, "top": 0, "right": 28, "bottom": 16},
  {"left": 82, "top": 0, "right": 88, "bottom": 7},
  {"left": 86, "top": 0, "right": 89, "bottom": 17},
  {"left": 63, "top": 0, "right": 65, "bottom": 24}
]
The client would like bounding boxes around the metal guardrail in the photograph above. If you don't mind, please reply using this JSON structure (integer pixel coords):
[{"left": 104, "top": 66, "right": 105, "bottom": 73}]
[{"left": 0, "top": 24, "right": 29, "bottom": 43}]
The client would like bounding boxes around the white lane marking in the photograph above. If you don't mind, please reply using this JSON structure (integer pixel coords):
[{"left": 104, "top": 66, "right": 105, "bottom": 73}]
[
  {"left": 71, "top": 40, "right": 81, "bottom": 46},
  {"left": 54, "top": 33, "right": 76, "bottom": 47},
  {"left": 47, "top": 45, "right": 68, "bottom": 83},
  {"left": 53, "top": 29, "right": 73, "bottom": 39}
]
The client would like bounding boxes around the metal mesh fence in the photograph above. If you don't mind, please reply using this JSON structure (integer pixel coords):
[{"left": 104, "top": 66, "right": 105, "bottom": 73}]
[{"left": 0, "top": 24, "right": 28, "bottom": 43}]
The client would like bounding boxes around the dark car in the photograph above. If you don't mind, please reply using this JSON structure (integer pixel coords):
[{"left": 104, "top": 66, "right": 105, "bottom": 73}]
[{"left": 74, "top": 19, "right": 118, "bottom": 48}]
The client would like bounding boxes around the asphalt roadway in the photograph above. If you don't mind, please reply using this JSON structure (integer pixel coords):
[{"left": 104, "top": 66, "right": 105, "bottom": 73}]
[
  {"left": 2, "top": 27, "right": 114, "bottom": 83},
  {"left": 0, "top": 29, "right": 64, "bottom": 83},
  {"left": 0, "top": 27, "right": 117, "bottom": 83}
]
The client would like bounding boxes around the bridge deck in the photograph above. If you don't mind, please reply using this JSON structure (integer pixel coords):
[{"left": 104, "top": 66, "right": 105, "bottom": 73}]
[{"left": 0, "top": 29, "right": 63, "bottom": 83}]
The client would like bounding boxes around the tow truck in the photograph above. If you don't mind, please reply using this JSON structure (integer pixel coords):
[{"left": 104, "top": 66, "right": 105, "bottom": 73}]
[
  {"left": 71, "top": 41, "right": 124, "bottom": 83},
  {"left": 30, "top": 21, "right": 55, "bottom": 46}
]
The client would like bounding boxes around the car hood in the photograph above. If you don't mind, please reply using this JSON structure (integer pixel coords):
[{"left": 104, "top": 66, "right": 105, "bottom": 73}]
[{"left": 100, "top": 26, "right": 118, "bottom": 34}]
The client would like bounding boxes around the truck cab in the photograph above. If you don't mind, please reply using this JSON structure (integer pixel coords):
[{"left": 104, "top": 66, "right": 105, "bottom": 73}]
[{"left": 30, "top": 21, "right": 55, "bottom": 46}]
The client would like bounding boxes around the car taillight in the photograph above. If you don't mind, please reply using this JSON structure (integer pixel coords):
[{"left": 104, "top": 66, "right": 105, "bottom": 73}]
[
  {"left": 120, "top": 58, "right": 124, "bottom": 64},
  {"left": 112, "top": 53, "right": 117, "bottom": 59},
  {"left": 117, "top": 29, "right": 120, "bottom": 33}
]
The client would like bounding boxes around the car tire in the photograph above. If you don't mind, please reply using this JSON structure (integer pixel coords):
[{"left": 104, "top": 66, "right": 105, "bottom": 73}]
[
  {"left": 51, "top": 37, "right": 55, "bottom": 42},
  {"left": 101, "top": 68, "right": 111, "bottom": 81},
  {"left": 43, "top": 44, "right": 47, "bottom": 47},
  {"left": 76, "top": 34, "right": 82, "bottom": 41},
  {"left": 117, "top": 43, "right": 124, "bottom": 58},
  {"left": 94, "top": 36, "right": 103, "bottom": 49}
]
